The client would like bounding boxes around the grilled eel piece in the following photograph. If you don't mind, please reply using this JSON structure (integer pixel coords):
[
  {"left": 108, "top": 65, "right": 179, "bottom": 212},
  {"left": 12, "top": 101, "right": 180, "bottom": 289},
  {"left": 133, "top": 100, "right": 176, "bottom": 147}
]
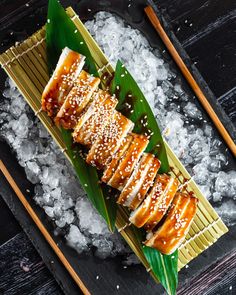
[
  {"left": 55, "top": 70, "right": 100, "bottom": 129},
  {"left": 145, "top": 192, "right": 198, "bottom": 254},
  {"left": 129, "top": 174, "right": 178, "bottom": 229},
  {"left": 102, "top": 134, "right": 133, "bottom": 183},
  {"left": 72, "top": 92, "right": 118, "bottom": 147},
  {"left": 42, "top": 47, "right": 198, "bottom": 254},
  {"left": 42, "top": 47, "right": 85, "bottom": 117},
  {"left": 117, "top": 153, "right": 160, "bottom": 208},
  {"left": 86, "top": 111, "right": 134, "bottom": 170},
  {"left": 128, "top": 157, "right": 161, "bottom": 210},
  {"left": 106, "top": 133, "right": 149, "bottom": 191}
]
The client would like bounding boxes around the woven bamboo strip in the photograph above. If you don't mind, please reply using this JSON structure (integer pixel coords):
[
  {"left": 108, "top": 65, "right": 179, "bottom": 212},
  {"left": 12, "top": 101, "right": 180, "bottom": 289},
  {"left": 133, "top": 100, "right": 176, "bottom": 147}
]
[
  {"left": 190, "top": 222, "right": 211, "bottom": 247},
  {"left": 183, "top": 244, "right": 198, "bottom": 258},
  {"left": 15, "top": 42, "right": 48, "bottom": 87},
  {"left": 34, "top": 33, "right": 47, "bottom": 62},
  {"left": 179, "top": 247, "right": 192, "bottom": 261},
  {"left": 178, "top": 251, "right": 188, "bottom": 265},
  {"left": 17, "top": 42, "right": 49, "bottom": 88},
  {"left": 9, "top": 46, "right": 44, "bottom": 92},
  {"left": 0, "top": 7, "right": 228, "bottom": 275},
  {"left": 184, "top": 235, "right": 204, "bottom": 252},
  {"left": 28, "top": 36, "right": 48, "bottom": 72},
  {"left": 23, "top": 36, "right": 46, "bottom": 67},
  {"left": 20, "top": 40, "right": 49, "bottom": 83}
]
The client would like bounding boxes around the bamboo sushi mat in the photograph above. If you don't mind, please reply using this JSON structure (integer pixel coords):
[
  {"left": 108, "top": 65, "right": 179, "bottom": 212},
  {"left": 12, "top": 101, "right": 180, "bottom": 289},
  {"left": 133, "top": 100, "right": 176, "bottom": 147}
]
[{"left": 0, "top": 7, "right": 228, "bottom": 276}]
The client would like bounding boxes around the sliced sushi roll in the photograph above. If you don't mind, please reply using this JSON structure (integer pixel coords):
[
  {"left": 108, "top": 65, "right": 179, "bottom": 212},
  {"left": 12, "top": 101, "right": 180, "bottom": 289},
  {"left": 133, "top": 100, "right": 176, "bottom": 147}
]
[
  {"left": 145, "top": 176, "right": 179, "bottom": 231},
  {"left": 86, "top": 111, "right": 134, "bottom": 170},
  {"left": 42, "top": 47, "right": 85, "bottom": 117},
  {"left": 107, "top": 133, "right": 149, "bottom": 191},
  {"left": 102, "top": 134, "right": 133, "bottom": 184},
  {"left": 128, "top": 156, "right": 160, "bottom": 210},
  {"left": 55, "top": 70, "right": 100, "bottom": 129},
  {"left": 117, "top": 153, "right": 160, "bottom": 207},
  {"left": 129, "top": 174, "right": 178, "bottom": 228},
  {"left": 73, "top": 93, "right": 118, "bottom": 147},
  {"left": 145, "top": 193, "right": 198, "bottom": 254},
  {"left": 72, "top": 89, "right": 107, "bottom": 132}
]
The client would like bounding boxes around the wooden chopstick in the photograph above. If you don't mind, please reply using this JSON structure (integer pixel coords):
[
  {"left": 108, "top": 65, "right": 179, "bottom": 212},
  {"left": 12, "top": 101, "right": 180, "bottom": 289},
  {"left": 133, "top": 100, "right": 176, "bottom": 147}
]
[
  {"left": 0, "top": 160, "right": 91, "bottom": 295},
  {"left": 144, "top": 5, "right": 236, "bottom": 157}
]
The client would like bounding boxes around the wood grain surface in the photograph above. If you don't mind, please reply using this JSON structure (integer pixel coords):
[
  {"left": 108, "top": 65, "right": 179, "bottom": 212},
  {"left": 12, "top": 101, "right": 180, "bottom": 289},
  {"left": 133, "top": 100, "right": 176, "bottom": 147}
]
[
  {"left": 0, "top": 232, "right": 63, "bottom": 295},
  {"left": 145, "top": 4, "right": 236, "bottom": 156},
  {"left": 157, "top": 0, "right": 236, "bottom": 129}
]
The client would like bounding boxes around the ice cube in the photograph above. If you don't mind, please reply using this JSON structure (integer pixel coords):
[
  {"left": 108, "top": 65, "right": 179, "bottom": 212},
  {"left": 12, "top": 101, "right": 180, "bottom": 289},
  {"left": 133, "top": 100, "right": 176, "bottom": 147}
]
[
  {"left": 25, "top": 161, "right": 40, "bottom": 184},
  {"left": 215, "top": 201, "right": 236, "bottom": 227},
  {"left": 40, "top": 166, "right": 60, "bottom": 189},
  {"left": 18, "top": 140, "right": 36, "bottom": 162},
  {"left": 123, "top": 253, "right": 140, "bottom": 265},
  {"left": 75, "top": 198, "right": 110, "bottom": 235},
  {"left": 66, "top": 225, "right": 89, "bottom": 253},
  {"left": 183, "top": 102, "right": 202, "bottom": 119},
  {"left": 92, "top": 238, "right": 113, "bottom": 259}
]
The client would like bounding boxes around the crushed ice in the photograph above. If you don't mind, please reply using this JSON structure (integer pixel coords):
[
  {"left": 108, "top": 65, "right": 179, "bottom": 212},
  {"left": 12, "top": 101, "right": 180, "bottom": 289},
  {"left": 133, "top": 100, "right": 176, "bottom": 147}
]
[
  {"left": 0, "top": 12, "right": 236, "bottom": 259},
  {"left": 0, "top": 78, "right": 129, "bottom": 259}
]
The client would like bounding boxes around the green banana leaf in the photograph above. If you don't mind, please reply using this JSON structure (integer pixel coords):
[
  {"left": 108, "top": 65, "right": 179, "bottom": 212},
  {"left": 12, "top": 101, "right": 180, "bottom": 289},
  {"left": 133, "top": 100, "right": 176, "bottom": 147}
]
[
  {"left": 143, "top": 246, "right": 178, "bottom": 295},
  {"left": 61, "top": 129, "right": 117, "bottom": 230},
  {"left": 131, "top": 221, "right": 178, "bottom": 295},
  {"left": 46, "top": 0, "right": 98, "bottom": 76},
  {"left": 46, "top": 0, "right": 117, "bottom": 231},
  {"left": 111, "top": 60, "right": 169, "bottom": 173},
  {"left": 111, "top": 61, "right": 178, "bottom": 294}
]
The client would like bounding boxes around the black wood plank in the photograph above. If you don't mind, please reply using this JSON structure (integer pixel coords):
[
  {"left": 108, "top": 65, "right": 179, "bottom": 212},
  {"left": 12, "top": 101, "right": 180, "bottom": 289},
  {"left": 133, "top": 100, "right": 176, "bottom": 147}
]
[
  {"left": 177, "top": 249, "right": 236, "bottom": 295},
  {"left": 0, "top": 196, "right": 21, "bottom": 246},
  {"left": 157, "top": 0, "right": 236, "bottom": 127},
  {"left": 0, "top": 232, "right": 62, "bottom": 295}
]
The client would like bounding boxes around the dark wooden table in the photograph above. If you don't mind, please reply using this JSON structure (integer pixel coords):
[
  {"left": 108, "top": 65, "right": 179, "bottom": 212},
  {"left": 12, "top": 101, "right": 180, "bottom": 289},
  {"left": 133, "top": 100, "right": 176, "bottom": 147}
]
[{"left": 0, "top": 0, "right": 236, "bottom": 294}]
